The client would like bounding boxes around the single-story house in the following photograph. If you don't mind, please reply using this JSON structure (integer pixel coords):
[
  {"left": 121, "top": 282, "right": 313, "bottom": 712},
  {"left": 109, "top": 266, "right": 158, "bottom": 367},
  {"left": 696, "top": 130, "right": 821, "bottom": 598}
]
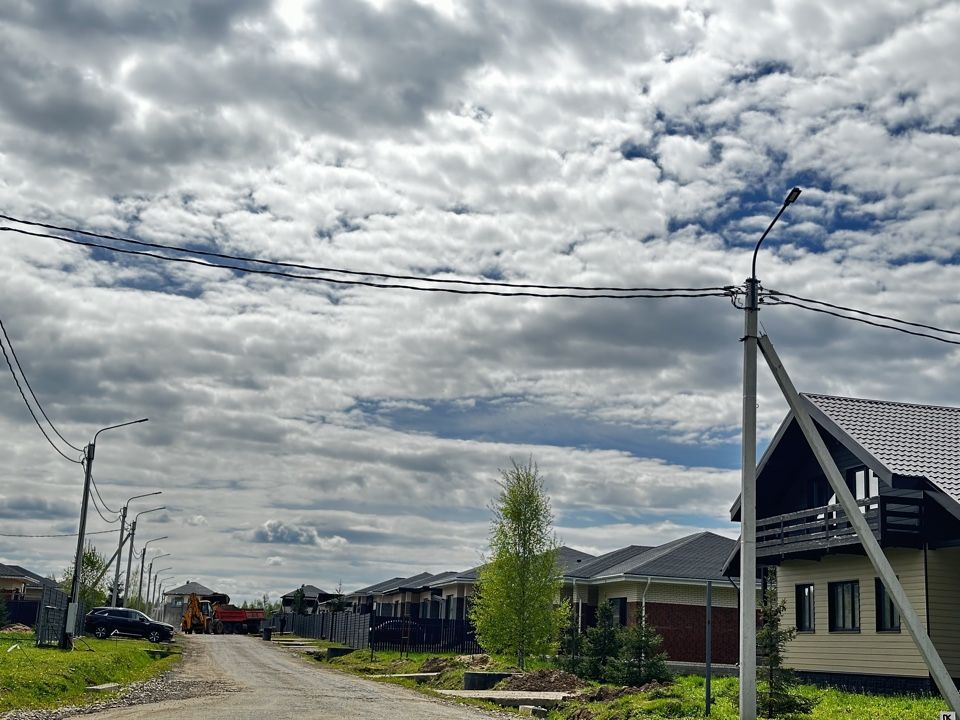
[
  {"left": 281, "top": 584, "right": 336, "bottom": 614},
  {"left": 0, "top": 563, "right": 55, "bottom": 602},
  {"left": 729, "top": 393, "right": 960, "bottom": 692},
  {"left": 345, "top": 576, "right": 405, "bottom": 614}
]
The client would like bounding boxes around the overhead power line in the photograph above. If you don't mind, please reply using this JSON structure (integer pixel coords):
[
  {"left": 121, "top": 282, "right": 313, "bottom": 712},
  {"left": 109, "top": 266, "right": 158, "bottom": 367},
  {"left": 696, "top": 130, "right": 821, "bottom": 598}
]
[
  {"left": 765, "top": 290, "right": 960, "bottom": 338},
  {"left": 0, "top": 321, "right": 82, "bottom": 464},
  {"left": 86, "top": 470, "right": 121, "bottom": 524},
  {"left": 763, "top": 297, "right": 960, "bottom": 347},
  {"left": 90, "top": 474, "right": 120, "bottom": 514},
  {"left": 0, "top": 213, "right": 729, "bottom": 294},
  {"left": 0, "top": 528, "right": 119, "bottom": 538}
]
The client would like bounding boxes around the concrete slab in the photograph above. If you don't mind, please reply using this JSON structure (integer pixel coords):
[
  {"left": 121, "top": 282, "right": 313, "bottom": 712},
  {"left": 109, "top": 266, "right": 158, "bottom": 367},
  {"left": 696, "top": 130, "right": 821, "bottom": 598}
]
[
  {"left": 85, "top": 683, "right": 121, "bottom": 693},
  {"left": 436, "top": 691, "right": 575, "bottom": 709},
  {"left": 519, "top": 706, "right": 548, "bottom": 718}
]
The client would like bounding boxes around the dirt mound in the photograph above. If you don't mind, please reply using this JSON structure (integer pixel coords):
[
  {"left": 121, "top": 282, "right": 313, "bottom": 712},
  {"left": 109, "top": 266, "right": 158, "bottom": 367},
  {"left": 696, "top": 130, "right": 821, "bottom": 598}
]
[
  {"left": 565, "top": 708, "right": 594, "bottom": 720},
  {"left": 455, "top": 653, "right": 493, "bottom": 668},
  {"left": 419, "top": 654, "right": 492, "bottom": 672},
  {"left": 498, "top": 669, "right": 588, "bottom": 692},
  {"left": 0, "top": 623, "right": 32, "bottom": 633},
  {"left": 579, "top": 685, "right": 642, "bottom": 702}
]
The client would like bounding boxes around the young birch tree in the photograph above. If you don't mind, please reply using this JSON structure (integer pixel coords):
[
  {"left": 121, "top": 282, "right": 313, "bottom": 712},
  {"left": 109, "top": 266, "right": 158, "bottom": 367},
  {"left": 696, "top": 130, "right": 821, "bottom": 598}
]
[{"left": 469, "top": 458, "right": 568, "bottom": 669}]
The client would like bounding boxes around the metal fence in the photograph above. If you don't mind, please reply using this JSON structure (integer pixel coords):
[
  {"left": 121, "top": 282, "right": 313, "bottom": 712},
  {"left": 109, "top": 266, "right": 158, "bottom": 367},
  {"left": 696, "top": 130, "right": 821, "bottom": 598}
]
[
  {"left": 273, "top": 611, "right": 481, "bottom": 654},
  {"left": 35, "top": 584, "right": 72, "bottom": 646}
]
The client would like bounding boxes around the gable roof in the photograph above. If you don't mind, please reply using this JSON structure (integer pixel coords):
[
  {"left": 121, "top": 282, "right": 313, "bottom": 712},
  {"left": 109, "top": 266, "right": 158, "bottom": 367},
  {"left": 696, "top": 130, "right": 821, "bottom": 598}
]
[
  {"left": 804, "top": 393, "right": 960, "bottom": 503},
  {"left": 593, "top": 532, "right": 737, "bottom": 582},
  {"left": 566, "top": 545, "right": 653, "bottom": 579},
  {"left": 349, "top": 576, "right": 406, "bottom": 596},
  {"left": 282, "top": 584, "right": 331, "bottom": 599},
  {"left": 556, "top": 546, "right": 597, "bottom": 573},
  {"left": 0, "top": 563, "right": 35, "bottom": 582},
  {"left": 164, "top": 581, "right": 215, "bottom": 597}
]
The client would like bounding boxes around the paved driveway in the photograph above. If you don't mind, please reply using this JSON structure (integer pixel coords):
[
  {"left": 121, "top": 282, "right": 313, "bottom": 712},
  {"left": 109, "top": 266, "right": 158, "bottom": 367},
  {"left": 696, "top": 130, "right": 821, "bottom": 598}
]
[{"left": 78, "top": 635, "right": 504, "bottom": 720}]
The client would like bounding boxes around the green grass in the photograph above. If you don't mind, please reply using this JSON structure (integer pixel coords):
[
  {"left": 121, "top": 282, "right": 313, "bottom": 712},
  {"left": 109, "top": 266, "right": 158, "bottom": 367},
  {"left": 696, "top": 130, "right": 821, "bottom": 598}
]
[
  {"left": 0, "top": 631, "right": 179, "bottom": 712},
  {"left": 549, "top": 675, "right": 949, "bottom": 720}
]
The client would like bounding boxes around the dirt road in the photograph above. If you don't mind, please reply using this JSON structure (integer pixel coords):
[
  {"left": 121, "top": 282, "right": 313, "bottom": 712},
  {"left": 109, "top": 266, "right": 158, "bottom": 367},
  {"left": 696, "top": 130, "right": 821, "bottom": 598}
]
[{"left": 78, "top": 635, "right": 504, "bottom": 720}]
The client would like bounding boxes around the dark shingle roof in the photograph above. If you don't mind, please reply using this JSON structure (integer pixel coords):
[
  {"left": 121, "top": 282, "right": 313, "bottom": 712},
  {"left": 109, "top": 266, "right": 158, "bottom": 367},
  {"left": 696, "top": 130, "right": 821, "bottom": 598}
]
[
  {"left": 593, "top": 532, "right": 736, "bottom": 582},
  {"left": 282, "top": 584, "right": 330, "bottom": 599},
  {"left": 164, "top": 581, "right": 215, "bottom": 596},
  {"left": 349, "top": 576, "right": 406, "bottom": 596},
  {"left": 805, "top": 393, "right": 960, "bottom": 502},
  {"left": 556, "top": 546, "right": 597, "bottom": 573},
  {"left": 566, "top": 545, "right": 653, "bottom": 579}
]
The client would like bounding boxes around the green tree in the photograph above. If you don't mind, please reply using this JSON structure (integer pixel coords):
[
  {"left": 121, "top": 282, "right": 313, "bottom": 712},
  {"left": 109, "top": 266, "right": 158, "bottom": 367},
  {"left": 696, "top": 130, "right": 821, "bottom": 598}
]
[
  {"left": 556, "top": 604, "right": 583, "bottom": 675},
  {"left": 469, "top": 458, "right": 568, "bottom": 669},
  {"left": 613, "top": 605, "right": 671, "bottom": 686},
  {"left": 583, "top": 601, "right": 622, "bottom": 681},
  {"left": 292, "top": 586, "right": 306, "bottom": 615},
  {"left": 327, "top": 580, "right": 348, "bottom": 612},
  {"left": 59, "top": 544, "right": 109, "bottom": 609},
  {"left": 757, "top": 569, "right": 815, "bottom": 717}
]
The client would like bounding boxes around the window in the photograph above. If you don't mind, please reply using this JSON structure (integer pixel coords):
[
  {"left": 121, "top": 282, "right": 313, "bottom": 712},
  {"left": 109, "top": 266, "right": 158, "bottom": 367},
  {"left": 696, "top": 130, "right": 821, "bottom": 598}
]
[
  {"left": 828, "top": 581, "right": 860, "bottom": 631},
  {"left": 795, "top": 584, "right": 815, "bottom": 632},
  {"left": 875, "top": 579, "right": 901, "bottom": 632},
  {"left": 608, "top": 597, "right": 627, "bottom": 625}
]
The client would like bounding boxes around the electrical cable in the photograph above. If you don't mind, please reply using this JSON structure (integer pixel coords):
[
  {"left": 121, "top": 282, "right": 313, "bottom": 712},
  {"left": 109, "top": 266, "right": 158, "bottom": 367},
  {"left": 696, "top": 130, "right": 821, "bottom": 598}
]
[
  {"left": 0, "top": 332, "right": 82, "bottom": 464},
  {"left": 0, "top": 226, "right": 732, "bottom": 300},
  {"left": 0, "top": 528, "right": 119, "bottom": 538},
  {"left": 0, "top": 213, "right": 729, "bottom": 294},
  {"left": 764, "top": 290, "right": 960, "bottom": 338},
  {"left": 0, "top": 314, "right": 82, "bottom": 452},
  {"left": 89, "top": 474, "right": 120, "bottom": 514},
  {"left": 87, "top": 474, "right": 121, "bottom": 524},
  {"left": 763, "top": 298, "right": 960, "bottom": 347}
]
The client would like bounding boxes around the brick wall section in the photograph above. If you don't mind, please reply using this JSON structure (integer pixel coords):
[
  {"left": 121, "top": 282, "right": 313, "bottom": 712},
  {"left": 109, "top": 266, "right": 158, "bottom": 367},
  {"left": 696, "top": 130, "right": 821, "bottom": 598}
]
[{"left": 635, "top": 601, "right": 740, "bottom": 664}]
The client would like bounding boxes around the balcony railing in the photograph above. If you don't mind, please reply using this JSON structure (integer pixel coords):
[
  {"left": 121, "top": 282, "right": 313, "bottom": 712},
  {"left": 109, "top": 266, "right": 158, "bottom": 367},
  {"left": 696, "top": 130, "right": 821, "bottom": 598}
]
[{"left": 756, "top": 491, "right": 924, "bottom": 558}]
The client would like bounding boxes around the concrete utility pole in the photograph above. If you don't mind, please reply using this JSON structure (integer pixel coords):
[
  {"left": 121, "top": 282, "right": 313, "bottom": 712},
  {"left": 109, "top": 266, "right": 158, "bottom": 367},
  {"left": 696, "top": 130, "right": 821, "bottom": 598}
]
[
  {"left": 758, "top": 334, "right": 960, "bottom": 711},
  {"left": 111, "top": 492, "right": 161, "bottom": 607},
  {"left": 62, "top": 418, "right": 148, "bottom": 646},
  {"left": 123, "top": 509, "right": 164, "bottom": 608},
  {"left": 739, "top": 187, "right": 800, "bottom": 720}
]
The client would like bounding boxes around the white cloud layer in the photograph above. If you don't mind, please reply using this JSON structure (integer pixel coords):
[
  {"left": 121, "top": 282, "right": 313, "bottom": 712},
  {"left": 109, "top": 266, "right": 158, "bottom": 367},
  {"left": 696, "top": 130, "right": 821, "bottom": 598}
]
[{"left": 1, "top": 0, "right": 958, "bottom": 601}]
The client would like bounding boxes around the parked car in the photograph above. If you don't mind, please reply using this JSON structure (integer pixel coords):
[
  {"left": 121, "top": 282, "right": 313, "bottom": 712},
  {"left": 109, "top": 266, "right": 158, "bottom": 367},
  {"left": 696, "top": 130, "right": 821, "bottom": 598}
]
[{"left": 84, "top": 607, "right": 175, "bottom": 643}]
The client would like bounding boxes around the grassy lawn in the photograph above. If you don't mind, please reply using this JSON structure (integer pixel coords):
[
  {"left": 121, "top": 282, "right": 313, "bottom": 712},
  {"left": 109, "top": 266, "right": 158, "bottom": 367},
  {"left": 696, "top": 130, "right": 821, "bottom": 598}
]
[
  {"left": 0, "top": 631, "right": 180, "bottom": 712},
  {"left": 316, "top": 649, "right": 949, "bottom": 719}
]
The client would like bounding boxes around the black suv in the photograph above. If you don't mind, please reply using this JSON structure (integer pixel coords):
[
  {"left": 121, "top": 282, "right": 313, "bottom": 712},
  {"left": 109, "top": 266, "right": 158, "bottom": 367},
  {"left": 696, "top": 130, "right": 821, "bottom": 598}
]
[{"left": 84, "top": 607, "right": 175, "bottom": 643}]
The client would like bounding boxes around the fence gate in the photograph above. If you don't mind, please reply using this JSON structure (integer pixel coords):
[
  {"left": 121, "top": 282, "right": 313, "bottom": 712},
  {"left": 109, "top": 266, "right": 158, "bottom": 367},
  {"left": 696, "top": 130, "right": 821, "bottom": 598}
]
[{"left": 35, "top": 584, "right": 70, "bottom": 646}]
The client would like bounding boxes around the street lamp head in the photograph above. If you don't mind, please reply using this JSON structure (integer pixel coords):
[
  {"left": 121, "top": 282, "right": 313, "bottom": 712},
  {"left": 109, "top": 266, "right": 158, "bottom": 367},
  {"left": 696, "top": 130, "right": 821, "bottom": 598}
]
[
  {"left": 784, "top": 187, "right": 801, "bottom": 205},
  {"left": 750, "top": 186, "right": 803, "bottom": 284}
]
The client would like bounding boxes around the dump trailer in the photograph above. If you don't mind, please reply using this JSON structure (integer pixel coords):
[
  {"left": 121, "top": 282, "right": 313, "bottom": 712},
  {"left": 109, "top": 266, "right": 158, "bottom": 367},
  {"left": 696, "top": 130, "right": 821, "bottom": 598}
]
[{"left": 213, "top": 605, "right": 266, "bottom": 634}]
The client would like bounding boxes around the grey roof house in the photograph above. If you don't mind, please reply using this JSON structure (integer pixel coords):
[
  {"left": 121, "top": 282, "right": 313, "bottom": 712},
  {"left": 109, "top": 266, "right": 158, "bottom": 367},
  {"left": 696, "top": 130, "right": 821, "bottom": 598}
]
[{"left": 728, "top": 393, "right": 960, "bottom": 692}]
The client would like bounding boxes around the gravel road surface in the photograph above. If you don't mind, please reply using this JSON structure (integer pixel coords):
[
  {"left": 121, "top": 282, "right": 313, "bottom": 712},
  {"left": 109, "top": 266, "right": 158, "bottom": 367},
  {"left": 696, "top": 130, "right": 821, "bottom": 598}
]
[{"left": 66, "top": 635, "right": 506, "bottom": 720}]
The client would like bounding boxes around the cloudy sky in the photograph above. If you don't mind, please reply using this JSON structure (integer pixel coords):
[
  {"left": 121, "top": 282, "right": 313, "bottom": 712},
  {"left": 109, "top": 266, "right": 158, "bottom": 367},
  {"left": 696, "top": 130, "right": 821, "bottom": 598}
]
[{"left": 1, "top": 0, "right": 958, "bottom": 603}]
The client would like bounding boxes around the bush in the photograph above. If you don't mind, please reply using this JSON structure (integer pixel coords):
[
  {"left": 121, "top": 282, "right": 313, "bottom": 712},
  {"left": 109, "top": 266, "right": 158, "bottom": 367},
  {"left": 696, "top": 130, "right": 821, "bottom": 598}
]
[
  {"left": 611, "top": 605, "right": 671, "bottom": 686},
  {"left": 582, "top": 603, "right": 621, "bottom": 682}
]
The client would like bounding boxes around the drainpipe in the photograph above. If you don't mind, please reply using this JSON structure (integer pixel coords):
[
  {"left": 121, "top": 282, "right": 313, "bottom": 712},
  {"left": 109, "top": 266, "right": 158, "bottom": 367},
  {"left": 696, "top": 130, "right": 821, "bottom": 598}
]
[{"left": 641, "top": 577, "right": 652, "bottom": 626}]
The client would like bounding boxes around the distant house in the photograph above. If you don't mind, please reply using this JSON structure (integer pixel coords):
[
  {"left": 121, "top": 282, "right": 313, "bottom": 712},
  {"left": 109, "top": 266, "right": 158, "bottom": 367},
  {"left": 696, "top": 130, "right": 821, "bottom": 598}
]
[
  {"left": 281, "top": 584, "right": 335, "bottom": 614},
  {"left": 345, "top": 576, "right": 405, "bottom": 614},
  {"left": 0, "top": 563, "right": 56, "bottom": 602},
  {"left": 566, "top": 533, "right": 741, "bottom": 663},
  {"left": 729, "top": 393, "right": 960, "bottom": 692}
]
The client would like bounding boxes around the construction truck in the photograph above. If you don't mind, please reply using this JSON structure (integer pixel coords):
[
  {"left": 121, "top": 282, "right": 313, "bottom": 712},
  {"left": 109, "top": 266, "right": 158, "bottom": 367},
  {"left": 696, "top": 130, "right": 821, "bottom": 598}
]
[
  {"left": 180, "top": 593, "right": 213, "bottom": 634},
  {"left": 213, "top": 604, "right": 266, "bottom": 634}
]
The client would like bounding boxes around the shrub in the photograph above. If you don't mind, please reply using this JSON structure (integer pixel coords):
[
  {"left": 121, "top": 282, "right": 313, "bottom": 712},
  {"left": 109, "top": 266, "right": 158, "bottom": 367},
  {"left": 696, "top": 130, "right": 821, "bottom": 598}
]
[{"left": 582, "top": 602, "right": 621, "bottom": 682}]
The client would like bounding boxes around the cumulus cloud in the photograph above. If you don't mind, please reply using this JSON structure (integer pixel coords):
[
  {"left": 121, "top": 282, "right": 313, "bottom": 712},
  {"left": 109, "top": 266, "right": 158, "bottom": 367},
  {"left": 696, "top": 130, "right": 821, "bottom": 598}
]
[{"left": 1, "top": 0, "right": 957, "bottom": 600}]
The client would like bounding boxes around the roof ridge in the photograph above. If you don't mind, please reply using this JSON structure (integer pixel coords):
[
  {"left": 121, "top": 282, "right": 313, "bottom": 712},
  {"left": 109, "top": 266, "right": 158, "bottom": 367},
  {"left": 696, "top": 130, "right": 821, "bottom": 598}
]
[{"left": 804, "top": 392, "right": 960, "bottom": 414}]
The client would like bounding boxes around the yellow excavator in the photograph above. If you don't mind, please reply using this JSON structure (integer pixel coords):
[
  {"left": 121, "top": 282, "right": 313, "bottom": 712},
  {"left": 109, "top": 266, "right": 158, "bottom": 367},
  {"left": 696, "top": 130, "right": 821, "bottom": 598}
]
[{"left": 181, "top": 593, "right": 216, "bottom": 634}]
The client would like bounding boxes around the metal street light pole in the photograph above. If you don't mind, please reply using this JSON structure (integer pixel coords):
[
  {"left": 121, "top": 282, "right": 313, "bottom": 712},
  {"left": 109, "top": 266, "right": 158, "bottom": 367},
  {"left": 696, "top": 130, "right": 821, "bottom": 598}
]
[
  {"left": 112, "top": 492, "right": 161, "bottom": 607},
  {"left": 123, "top": 509, "right": 165, "bottom": 608},
  {"left": 147, "top": 554, "right": 170, "bottom": 613},
  {"left": 138, "top": 539, "right": 167, "bottom": 604},
  {"left": 151, "top": 568, "right": 172, "bottom": 616},
  {"left": 739, "top": 187, "right": 800, "bottom": 720},
  {"left": 156, "top": 575, "right": 175, "bottom": 619},
  {"left": 63, "top": 418, "right": 148, "bottom": 647}
]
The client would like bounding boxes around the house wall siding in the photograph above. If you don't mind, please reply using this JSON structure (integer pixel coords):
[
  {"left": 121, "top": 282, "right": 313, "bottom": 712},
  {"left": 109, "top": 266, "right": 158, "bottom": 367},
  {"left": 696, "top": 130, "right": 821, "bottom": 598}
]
[
  {"left": 597, "top": 580, "right": 738, "bottom": 608},
  {"left": 925, "top": 546, "right": 960, "bottom": 677},
  {"left": 778, "top": 549, "right": 928, "bottom": 677}
]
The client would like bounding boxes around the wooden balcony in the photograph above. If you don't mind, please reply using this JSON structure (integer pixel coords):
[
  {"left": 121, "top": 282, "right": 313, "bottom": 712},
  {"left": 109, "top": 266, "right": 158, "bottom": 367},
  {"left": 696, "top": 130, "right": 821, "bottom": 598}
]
[{"left": 756, "top": 491, "right": 924, "bottom": 559}]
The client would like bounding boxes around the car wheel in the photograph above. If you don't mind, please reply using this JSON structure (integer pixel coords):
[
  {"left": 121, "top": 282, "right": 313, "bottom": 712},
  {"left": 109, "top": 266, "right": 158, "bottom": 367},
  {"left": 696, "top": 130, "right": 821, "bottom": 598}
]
[
  {"left": 94, "top": 626, "right": 109, "bottom": 639},
  {"left": 148, "top": 630, "right": 162, "bottom": 643}
]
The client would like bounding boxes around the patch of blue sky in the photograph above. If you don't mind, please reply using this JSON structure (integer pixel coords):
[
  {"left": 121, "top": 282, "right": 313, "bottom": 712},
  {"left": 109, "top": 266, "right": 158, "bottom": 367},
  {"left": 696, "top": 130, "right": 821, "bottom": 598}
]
[{"left": 350, "top": 397, "right": 742, "bottom": 470}]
